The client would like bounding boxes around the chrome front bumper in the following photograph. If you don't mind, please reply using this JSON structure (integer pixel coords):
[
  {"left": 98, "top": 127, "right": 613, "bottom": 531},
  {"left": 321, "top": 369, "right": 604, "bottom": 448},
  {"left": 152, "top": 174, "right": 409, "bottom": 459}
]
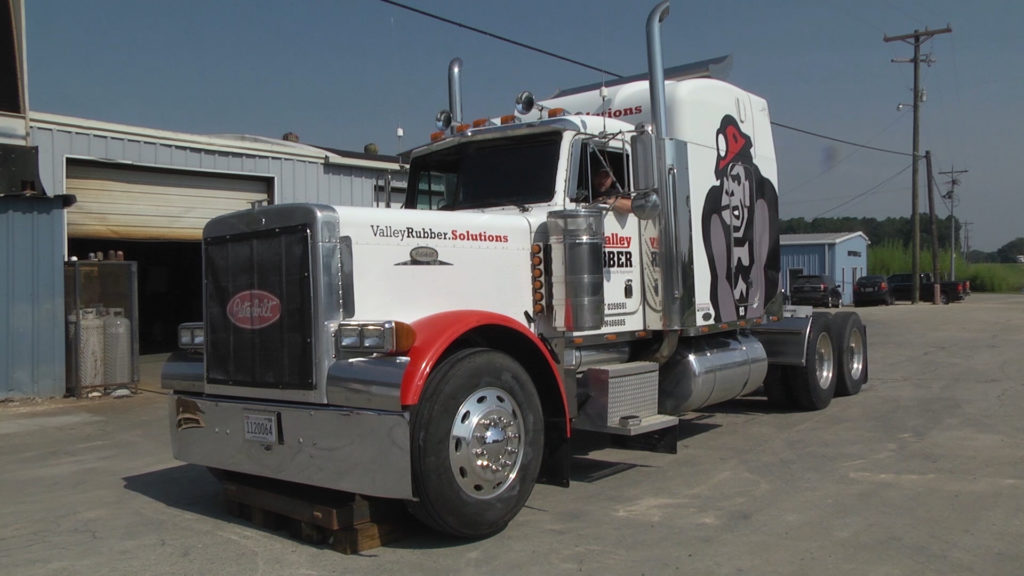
[{"left": 169, "top": 394, "right": 412, "bottom": 499}]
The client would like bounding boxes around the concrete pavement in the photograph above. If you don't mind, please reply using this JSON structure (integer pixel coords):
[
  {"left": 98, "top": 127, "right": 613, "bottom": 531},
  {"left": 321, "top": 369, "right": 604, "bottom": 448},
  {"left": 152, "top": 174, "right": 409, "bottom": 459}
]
[{"left": 1, "top": 293, "right": 1022, "bottom": 575}]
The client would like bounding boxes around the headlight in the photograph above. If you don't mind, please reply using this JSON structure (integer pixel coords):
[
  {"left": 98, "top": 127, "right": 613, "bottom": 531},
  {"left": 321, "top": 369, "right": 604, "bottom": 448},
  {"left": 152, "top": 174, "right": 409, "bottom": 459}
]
[
  {"left": 335, "top": 321, "right": 415, "bottom": 355},
  {"left": 177, "top": 322, "right": 204, "bottom": 351}
]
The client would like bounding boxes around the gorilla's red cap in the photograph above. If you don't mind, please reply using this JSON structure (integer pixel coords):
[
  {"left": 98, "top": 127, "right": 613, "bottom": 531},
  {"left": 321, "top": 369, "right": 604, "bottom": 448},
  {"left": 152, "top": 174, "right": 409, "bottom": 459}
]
[{"left": 715, "top": 115, "right": 753, "bottom": 180}]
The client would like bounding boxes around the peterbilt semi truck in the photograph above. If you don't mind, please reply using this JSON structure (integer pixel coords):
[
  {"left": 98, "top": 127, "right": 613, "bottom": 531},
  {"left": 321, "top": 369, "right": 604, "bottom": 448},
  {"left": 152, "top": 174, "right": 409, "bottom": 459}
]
[{"left": 165, "top": 1, "right": 868, "bottom": 539}]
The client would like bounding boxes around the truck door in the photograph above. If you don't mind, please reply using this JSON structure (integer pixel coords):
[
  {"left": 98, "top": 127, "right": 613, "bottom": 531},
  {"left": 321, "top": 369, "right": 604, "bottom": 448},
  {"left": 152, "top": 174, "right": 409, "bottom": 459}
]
[{"left": 573, "top": 141, "right": 643, "bottom": 329}]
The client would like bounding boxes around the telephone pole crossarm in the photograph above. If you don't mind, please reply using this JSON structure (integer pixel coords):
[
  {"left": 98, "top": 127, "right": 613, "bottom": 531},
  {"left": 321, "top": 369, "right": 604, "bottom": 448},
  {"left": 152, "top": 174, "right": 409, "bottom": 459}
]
[{"left": 884, "top": 25, "right": 952, "bottom": 44}]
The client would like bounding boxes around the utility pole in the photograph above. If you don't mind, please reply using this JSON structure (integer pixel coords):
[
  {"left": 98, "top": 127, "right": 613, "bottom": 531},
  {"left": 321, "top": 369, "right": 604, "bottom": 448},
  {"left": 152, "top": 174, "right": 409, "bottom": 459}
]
[
  {"left": 939, "top": 165, "right": 968, "bottom": 280},
  {"left": 963, "top": 221, "right": 972, "bottom": 260},
  {"left": 885, "top": 25, "right": 952, "bottom": 303},
  {"left": 925, "top": 151, "right": 941, "bottom": 303}
]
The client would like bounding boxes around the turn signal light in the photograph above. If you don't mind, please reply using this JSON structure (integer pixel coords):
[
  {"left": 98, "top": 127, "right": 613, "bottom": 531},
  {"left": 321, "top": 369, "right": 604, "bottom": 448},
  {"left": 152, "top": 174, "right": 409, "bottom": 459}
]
[{"left": 530, "top": 243, "right": 545, "bottom": 314}]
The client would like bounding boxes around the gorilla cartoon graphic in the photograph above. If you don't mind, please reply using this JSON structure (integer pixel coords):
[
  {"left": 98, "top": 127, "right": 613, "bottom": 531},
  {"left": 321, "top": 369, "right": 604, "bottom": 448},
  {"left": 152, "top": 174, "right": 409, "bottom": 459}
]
[{"left": 702, "top": 115, "right": 780, "bottom": 323}]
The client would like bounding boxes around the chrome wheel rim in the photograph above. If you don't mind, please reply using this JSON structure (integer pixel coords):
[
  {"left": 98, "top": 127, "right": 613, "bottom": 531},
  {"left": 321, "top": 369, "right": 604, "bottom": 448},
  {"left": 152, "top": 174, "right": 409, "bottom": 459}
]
[
  {"left": 847, "top": 327, "right": 864, "bottom": 381},
  {"left": 449, "top": 386, "right": 524, "bottom": 499},
  {"left": 815, "top": 333, "right": 834, "bottom": 390}
]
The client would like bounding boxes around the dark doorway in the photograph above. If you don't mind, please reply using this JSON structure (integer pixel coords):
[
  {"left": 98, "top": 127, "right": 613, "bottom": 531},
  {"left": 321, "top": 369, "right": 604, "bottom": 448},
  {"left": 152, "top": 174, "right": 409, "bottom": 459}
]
[{"left": 68, "top": 240, "right": 202, "bottom": 354}]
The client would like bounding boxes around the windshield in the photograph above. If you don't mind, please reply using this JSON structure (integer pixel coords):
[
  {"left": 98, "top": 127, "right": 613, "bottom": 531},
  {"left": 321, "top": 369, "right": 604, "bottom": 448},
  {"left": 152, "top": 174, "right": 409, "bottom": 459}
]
[{"left": 404, "top": 132, "right": 561, "bottom": 210}]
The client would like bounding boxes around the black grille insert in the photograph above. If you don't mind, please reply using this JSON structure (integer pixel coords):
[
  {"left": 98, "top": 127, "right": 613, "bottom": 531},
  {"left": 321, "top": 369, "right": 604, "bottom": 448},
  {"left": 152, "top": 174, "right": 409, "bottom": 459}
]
[{"left": 205, "top": 224, "right": 315, "bottom": 390}]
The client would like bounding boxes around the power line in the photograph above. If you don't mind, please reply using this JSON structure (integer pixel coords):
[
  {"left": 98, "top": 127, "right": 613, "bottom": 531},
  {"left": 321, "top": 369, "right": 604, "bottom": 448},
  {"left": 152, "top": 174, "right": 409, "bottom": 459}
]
[
  {"left": 771, "top": 121, "right": 914, "bottom": 157},
  {"left": 786, "top": 113, "right": 911, "bottom": 196},
  {"left": 381, "top": 1, "right": 915, "bottom": 166},
  {"left": 377, "top": 0, "right": 624, "bottom": 78},
  {"left": 813, "top": 161, "right": 914, "bottom": 218}
]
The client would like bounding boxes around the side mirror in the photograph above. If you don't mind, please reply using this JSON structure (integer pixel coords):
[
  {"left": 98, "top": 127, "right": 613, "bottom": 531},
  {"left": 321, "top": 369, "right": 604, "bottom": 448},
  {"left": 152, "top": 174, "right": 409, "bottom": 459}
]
[
  {"left": 629, "top": 127, "right": 659, "bottom": 220},
  {"left": 631, "top": 127, "right": 656, "bottom": 192},
  {"left": 630, "top": 190, "right": 661, "bottom": 220}
]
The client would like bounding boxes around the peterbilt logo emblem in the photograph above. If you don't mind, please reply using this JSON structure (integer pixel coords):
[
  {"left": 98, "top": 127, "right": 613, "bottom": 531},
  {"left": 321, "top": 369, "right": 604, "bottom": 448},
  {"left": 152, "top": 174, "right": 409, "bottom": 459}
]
[{"left": 227, "top": 290, "right": 281, "bottom": 329}]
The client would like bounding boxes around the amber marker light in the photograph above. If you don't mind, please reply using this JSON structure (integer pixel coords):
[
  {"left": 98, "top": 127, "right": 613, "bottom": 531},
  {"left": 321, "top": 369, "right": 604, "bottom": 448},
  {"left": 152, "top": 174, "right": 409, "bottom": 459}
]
[{"left": 393, "top": 322, "right": 417, "bottom": 354}]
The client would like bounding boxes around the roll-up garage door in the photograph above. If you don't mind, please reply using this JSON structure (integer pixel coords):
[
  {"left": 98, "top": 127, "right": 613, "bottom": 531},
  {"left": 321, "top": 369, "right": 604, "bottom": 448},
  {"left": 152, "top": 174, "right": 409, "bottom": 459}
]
[{"left": 65, "top": 163, "right": 271, "bottom": 241}]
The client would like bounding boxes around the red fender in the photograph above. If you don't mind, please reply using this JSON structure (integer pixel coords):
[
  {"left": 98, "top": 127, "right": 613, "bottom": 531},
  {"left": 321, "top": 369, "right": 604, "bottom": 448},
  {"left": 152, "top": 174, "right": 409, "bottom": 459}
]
[{"left": 401, "top": 310, "right": 569, "bottom": 433}]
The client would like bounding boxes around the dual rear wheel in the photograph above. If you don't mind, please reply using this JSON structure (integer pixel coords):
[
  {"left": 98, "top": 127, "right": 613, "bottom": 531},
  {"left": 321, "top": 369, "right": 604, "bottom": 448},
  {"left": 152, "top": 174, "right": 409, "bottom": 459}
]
[{"left": 765, "top": 312, "right": 867, "bottom": 410}]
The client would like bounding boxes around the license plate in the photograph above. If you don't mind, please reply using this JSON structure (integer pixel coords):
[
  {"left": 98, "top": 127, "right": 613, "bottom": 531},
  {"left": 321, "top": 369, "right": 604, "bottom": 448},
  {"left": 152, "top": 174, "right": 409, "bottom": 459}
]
[
  {"left": 863, "top": 287, "right": 875, "bottom": 292},
  {"left": 243, "top": 412, "right": 278, "bottom": 443}
]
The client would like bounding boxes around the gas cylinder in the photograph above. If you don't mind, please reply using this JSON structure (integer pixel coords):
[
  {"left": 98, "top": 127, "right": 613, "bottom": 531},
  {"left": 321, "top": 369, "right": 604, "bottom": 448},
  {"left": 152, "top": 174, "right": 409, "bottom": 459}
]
[
  {"left": 78, "top": 308, "right": 105, "bottom": 390},
  {"left": 103, "top": 308, "right": 132, "bottom": 385}
]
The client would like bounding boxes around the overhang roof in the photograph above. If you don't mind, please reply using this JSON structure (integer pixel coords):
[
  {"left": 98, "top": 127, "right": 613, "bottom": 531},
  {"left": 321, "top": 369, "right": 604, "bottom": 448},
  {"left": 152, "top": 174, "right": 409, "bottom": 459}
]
[{"left": 780, "top": 232, "right": 871, "bottom": 246}]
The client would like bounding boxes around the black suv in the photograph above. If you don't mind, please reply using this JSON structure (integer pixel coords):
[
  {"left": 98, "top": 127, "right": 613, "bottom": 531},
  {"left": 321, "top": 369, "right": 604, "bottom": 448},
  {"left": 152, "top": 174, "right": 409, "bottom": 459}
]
[{"left": 789, "top": 274, "right": 843, "bottom": 308}]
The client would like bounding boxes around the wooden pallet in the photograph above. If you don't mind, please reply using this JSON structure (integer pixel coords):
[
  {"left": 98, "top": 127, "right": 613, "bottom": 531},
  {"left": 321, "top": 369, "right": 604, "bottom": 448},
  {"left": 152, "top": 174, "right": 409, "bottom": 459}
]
[{"left": 219, "top": 473, "right": 414, "bottom": 554}]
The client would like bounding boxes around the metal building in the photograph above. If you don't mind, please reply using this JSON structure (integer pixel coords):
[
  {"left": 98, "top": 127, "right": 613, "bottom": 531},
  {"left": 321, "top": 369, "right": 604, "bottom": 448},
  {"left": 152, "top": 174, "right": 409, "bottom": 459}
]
[
  {"left": 780, "top": 232, "right": 870, "bottom": 306},
  {"left": 2, "top": 111, "right": 406, "bottom": 399},
  {"left": 0, "top": 0, "right": 69, "bottom": 398}
]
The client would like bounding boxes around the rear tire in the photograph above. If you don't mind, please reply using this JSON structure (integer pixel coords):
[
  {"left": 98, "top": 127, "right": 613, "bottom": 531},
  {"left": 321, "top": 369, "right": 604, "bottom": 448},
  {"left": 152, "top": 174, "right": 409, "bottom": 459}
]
[
  {"left": 830, "top": 312, "right": 867, "bottom": 397},
  {"left": 408, "top": 348, "right": 543, "bottom": 539},
  {"left": 791, "top": 314, "right": 836, "bottom": 411}
]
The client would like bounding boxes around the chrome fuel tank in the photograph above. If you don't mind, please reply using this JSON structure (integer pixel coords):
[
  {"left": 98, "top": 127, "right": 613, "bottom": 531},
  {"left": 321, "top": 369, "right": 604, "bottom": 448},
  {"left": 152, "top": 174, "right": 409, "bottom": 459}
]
[{"left": 658, "top": 332, "right": 768, "bottom": 414}]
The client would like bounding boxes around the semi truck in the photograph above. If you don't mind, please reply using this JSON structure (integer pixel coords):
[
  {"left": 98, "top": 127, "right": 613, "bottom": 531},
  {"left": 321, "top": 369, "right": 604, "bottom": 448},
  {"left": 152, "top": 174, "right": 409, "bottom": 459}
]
[{"left": 164, "top": 1, "right": 869, "bottom": 539}]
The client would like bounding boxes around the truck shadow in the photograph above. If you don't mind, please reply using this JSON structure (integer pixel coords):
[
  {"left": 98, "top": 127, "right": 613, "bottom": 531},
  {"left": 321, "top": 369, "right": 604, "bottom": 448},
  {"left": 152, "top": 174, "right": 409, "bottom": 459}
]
[
  {"left": 122, "top": 464, "right": 235, "bottom": 522},
  {"left": 696, "top": 390, "right": 812, "bottom": 416}
]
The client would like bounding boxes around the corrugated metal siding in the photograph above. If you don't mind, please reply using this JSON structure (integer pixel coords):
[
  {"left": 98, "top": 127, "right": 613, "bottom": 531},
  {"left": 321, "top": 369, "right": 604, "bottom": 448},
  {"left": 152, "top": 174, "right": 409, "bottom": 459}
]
[
  {"left": 65, "top": 163, "right": 270, "bottom": 241},
  {"left": 833, "top": 237, "right": 869, "bottom": 303},
  {"left": 780, "top": 244, "right": 826, "bottom": 292},
  {"left": 781, "top": 237, "right": 869, "bottom": 304},
  {"left": 0, "top": 196, "right": 66, "bottom": 398},
  {"left": 31, "top": 123, "right": 383, "bottom": 208}
]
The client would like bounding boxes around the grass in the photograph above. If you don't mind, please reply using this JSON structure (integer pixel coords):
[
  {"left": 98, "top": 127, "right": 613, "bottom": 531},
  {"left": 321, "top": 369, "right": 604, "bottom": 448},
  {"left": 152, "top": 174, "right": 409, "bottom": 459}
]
[
  {"left": 966, "top": 263, "right": 1024, "bottom": 293},
  {"left": 868, "top": 241, "right": 1024, "bottom": 293}
]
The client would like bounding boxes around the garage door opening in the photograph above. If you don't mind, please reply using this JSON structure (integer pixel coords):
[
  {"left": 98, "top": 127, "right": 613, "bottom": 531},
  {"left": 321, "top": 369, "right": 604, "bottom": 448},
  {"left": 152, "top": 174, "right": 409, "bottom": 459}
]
[
  {"left": 68, "top": 240, "right": 201, "bottom": 354},
  {"left": 63, "top": 162, "right": 272, "bottom": 355}
]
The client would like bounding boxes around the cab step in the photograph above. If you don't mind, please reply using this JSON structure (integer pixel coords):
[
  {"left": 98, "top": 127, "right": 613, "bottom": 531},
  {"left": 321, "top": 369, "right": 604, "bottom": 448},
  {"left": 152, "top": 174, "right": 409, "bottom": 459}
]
[{"left": 573, "top": 361, "right": 679, "bottom": 437}]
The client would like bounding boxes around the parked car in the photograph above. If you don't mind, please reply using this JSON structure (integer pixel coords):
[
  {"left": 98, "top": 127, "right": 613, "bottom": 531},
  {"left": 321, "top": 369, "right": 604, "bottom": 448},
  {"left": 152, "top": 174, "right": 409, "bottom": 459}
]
[
  {"left": 887, "top": 272, "right": 966, "bottom": 305},
  {"left": 790, "top": 274, "right": 843, "bottom": 308},
  {"left": 853, "top": 274, "right": 893, "bottom": 306}
]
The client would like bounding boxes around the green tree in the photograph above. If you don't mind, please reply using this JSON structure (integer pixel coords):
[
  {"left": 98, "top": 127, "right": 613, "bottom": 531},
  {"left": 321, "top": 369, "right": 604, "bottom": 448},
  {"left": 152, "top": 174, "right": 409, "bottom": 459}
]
[{"left": 996, "top": 238, "right": 1024, "bottom": 263}]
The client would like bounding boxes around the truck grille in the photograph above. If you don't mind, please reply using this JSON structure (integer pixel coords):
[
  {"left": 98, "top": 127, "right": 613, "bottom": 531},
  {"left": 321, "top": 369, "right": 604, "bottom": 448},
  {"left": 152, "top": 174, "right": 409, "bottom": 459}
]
[{"left": 204, "top": 224, "right": 315, "bottom": 390}]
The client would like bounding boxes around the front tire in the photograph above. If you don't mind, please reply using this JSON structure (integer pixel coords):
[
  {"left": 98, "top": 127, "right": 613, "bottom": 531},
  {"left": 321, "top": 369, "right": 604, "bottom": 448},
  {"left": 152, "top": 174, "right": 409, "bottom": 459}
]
[
  {"left": 830, "top": 312, "right": 867, "bottom": 397},
  {"left": 791, "top": 314, "right": 836, "bottom": 411},
  {"left": 408, "top": 348, "right": 543, "bottom": 539}
]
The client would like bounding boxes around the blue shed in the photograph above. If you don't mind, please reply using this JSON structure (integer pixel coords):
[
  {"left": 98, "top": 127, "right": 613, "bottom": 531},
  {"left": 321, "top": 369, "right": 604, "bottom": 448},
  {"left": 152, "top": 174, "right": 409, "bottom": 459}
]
[{"left": 780, "top": 232, "right": 870, "bottom": 305}]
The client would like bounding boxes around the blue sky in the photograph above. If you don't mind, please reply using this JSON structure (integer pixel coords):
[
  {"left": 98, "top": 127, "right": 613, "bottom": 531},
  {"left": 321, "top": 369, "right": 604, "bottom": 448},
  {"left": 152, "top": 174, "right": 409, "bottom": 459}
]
[{"left": 25, "top": 0, "right": 1023, "bottom": 251}]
